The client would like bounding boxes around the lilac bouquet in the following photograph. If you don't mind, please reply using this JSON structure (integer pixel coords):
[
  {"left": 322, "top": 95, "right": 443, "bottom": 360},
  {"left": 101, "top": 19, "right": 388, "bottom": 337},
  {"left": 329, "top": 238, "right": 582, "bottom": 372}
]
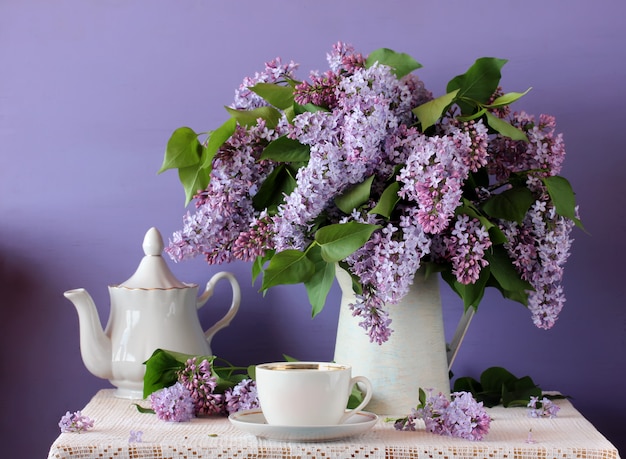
[
  {"left": 160, "top": 43, "right": 581, "bottom": 344},
  {"left": 393, "top": 389, "right": 491, "bottom": 441}
]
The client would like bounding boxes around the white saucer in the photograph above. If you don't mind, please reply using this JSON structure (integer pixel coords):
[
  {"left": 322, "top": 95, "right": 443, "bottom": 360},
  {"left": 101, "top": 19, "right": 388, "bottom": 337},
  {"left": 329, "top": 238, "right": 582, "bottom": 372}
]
[{"left": 228, "top": 409, "right": 378, "bottom": 442}]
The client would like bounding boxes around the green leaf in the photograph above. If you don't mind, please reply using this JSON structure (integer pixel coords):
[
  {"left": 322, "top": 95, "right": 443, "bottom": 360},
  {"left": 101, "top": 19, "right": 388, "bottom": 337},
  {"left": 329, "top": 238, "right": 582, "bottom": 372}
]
[
  {"left": 304, "top": 246, "right": 336, "bottom": 317},
  {"left": 178, "top": 162, "right": 212, "bottom": 205},
  {"left": 485, "top": 111, "right": 529, "bottom": 141},
  {"left": 456, "top": 108, "right": 487, "bottom": 122},
  {"left": 159, "top": 127, "right": 202, "bottom": 173},
  {"left": 480, "top": 366, "right": 518, "bottom": 393},
  {"left": 542, "top": 175, "right": 584, "bottom": 229},
  {"left": 483, "top": 88, "right": 532, "bottom": 108},
  {"left": 132, "top": 403, "right": 155, "bottom": 414},
  {"left": 482, "top": 186, "right": 535, "bottom": 224},
  {"left": 201, "top": 117, "right": 237, "bottom": 168},
  {"left": 260, "top": 136, "right": 311, "bottom": 162},
  {"left": 250, "top": 82, "right": 294, "bottom": 110},
  {"left": 315, "top": 222, "right": 381, "bottom": 263},
  {"left": 252, "top": 164, "right": 297, "bottom": 212},
  {"left": 412, "top": 89, "right": 459, "bottom": 132},
  {"left": 485, "top": 245, "right": 533, "bottom": 300},
  {"left": 365, "top": 48, "right": 422, "bottom": 78},
  {"left": 447, "top": 57, "right": 508, "bottom": 110},
  {"left": 369, "top": 181, "right": 400, "bottom": 218},
  {"left": 347, "top": 383, "right": 365, "bottom": 409},
  {"left": 261, "top": 249, "right": 315, "bottom": 291},
  {"left": 441, "top": 265, "right": 489, "bottom": 310},
  {"left": 143, "top": 348, "right": 191, "bottom": 398},
  {"left": 252, "top": 250, "right": 274, "bottom": 283},
  {"left": 453, "top": 376, "right": 483, "bottom": 395},
  {"left": 335, "top": 176, "right": 375, "bottom": 214},
  {"left": 225, "top": 105, "right": 282, "bottom": 129},
  {"left": 294, "top": 102, "right": 329, "bottom": 115}
]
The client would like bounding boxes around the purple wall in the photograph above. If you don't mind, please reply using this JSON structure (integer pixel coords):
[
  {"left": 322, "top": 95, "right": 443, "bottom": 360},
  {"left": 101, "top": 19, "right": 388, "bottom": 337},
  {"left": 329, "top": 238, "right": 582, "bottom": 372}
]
[{"left": 2, "top": 1, "right": 624, "bottom": 456}]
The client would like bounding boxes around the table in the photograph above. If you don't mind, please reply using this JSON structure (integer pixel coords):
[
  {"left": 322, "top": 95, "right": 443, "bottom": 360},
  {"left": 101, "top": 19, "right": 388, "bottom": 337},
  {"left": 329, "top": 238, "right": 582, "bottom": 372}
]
[{"left": 48, "top": 390, "right": 620, "bottom": 459}]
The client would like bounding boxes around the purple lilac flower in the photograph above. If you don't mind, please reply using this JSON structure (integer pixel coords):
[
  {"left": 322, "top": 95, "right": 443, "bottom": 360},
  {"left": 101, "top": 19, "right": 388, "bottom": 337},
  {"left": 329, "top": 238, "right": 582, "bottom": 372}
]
[
  {"left": 446, "top": 119, "right": 489, "bottom": 173},
  {"left": 232, "top": 58, "right": 299, "bottom": 110},
  {"left": 326, "top": 41, "right": 366, "bottom": 73},
  {"left": 59, "top": 411, "right": 94, "bottom": 433},
  {"left": 438, "top": 215, "right": 492, "bottom": 285},
  {"left": 527, "top": 396, "right": 560, "bottom": 418},
  {"left": 397, "top": 127, "right": 472, "bottom": 234},
  {"left": 501, "top": 201, "right": 575, "bottom": 329},
  {"left": 396, "top": 390, "right": 490, "bottom": 441},
  {"left": 343, "top": 207, "right": 431, "bottom": 344},
  {"left": 178, "top": 357, "right": 224, "bottom": 416},
  {"left": 166, "top": 121, "right": 282, "bottom": 264},
  {"left": 224, "top": 379, "right": 259, "bottom": 414},
  {"left": 488, "top": 112, "right": 565, "bottom": 181},
  {"left": 149, "top": 382, "right": 195, "bottom": 422},
  {"left": 129, "top": 430, "right": 143, "bottom": 443}
]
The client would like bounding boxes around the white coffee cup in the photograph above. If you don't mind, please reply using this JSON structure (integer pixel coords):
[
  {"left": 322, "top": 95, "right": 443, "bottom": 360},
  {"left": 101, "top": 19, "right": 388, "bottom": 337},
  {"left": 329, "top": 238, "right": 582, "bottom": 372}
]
[{"left": 255, "top": 361, "right": 373, "bottom": 426}]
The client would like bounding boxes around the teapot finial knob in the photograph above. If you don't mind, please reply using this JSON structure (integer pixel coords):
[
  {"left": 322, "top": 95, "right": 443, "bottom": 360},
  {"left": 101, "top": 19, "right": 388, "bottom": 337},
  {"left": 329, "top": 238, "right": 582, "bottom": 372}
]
[{"left": 143, "top": 227, "right": 164, "bottom": 256}]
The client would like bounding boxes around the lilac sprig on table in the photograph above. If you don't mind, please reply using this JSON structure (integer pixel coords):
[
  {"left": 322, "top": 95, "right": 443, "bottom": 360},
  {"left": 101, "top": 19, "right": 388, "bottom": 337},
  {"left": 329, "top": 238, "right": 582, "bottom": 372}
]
[
  {"left": 142, "top": 349, "right": 259, "bottom": 422},
  {"left": 392, "top": 389, "right": 491, "bottom": 441},
  {"left": 58, "top": 411, "right": 94, "bottom": 433}
]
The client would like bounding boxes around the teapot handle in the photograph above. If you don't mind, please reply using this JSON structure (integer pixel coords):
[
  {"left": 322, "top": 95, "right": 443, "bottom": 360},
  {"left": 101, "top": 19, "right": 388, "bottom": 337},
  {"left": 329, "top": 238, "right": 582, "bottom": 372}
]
[{"left": 197, "top": 272, "right": 241, "bottom": 341}]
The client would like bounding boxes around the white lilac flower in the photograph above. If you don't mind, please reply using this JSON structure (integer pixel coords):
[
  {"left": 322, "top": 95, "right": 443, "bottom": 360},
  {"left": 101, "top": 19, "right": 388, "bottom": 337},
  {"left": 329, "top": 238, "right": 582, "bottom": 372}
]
[{"left": 58, "top": 411, "right": 94, "bottom": 433}]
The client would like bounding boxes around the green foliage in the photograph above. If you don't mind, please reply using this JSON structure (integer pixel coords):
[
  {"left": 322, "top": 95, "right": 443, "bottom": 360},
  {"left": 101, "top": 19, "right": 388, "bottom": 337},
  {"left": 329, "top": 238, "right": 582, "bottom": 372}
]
[
  {"left": 365, "top": 48, "right": 422, "bottom": 78},
  {"left": 315, "top": 222, "right": 382, "bottom": 263},
  {"left": 261, "top": 249, "right": 315, "bottom": 291},
  {"left": 413, "top": 89, "right": 459, "bottom": 132},
  {"left": 543, "top": 175, "right": 584, "bottom": 230},
  {"left": 482, "top": 187, "right": 535, "bottom": 224},
  {"left": 334, "top": 175, "right": 375, "bottom": 214},
  {"left": 304, "top": 246, "right": 336, "bottom": 318},
  {"left": 250, "top": 82, "right": 294, "bottom": 110},
  {"left": 453, "top": 366, "right": 551, "bottom": 407},
  {"left": 447, "top": 57, "right": 508, "bottom": 112},
  {"left": 143, "top": 348, "right": 202, "bottom": 399}
]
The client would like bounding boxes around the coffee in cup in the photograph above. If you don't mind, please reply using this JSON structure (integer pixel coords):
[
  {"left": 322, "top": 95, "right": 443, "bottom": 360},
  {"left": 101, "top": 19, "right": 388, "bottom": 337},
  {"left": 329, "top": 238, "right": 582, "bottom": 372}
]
[{"left": 255, "top": 361, "right": 373, "bottom": 426}]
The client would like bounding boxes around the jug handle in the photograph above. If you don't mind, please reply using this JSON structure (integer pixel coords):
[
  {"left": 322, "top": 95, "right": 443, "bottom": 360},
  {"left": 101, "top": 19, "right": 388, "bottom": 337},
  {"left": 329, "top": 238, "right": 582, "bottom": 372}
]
[
  {"left": 197, "top": 272, "right": 241, "bottom": 341},
  {"left": 446, "top": 308, "right": 475, "bottom": 371}
]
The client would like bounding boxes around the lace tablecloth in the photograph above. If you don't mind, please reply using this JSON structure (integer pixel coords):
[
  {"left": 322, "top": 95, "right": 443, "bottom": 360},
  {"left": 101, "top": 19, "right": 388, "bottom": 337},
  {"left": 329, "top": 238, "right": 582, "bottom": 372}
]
[{"left": 48, "top": 389, "right": 620, "bottom": 459}]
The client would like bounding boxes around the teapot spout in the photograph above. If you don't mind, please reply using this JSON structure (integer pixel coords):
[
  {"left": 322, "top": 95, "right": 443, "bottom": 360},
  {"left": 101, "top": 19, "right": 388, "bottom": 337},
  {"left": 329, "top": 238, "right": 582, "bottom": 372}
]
[{"left": 64, "top": 288, "right": 113, "bottom": 380}]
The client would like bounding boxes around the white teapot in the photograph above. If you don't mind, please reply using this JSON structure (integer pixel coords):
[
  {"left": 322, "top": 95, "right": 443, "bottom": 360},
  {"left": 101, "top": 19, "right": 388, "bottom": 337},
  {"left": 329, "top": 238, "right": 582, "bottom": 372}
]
[{"left": 64, "top": 227, "right": 241, "bottom": 399}]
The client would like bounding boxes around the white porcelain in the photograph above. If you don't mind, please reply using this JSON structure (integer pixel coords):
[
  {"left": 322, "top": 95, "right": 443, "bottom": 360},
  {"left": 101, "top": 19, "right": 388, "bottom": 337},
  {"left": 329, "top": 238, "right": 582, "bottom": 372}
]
[
  {"left": 228, "top": 409, "right": 378, "bottom": 442},
  {"left": 255, "top": 362, "right": 373, "bottom": 426},
  {"left": 64, "top": 227, "right": 241, "bottom": 399},
  {"left": 334, "top": 266, "right": 453, "bottom": 415}
]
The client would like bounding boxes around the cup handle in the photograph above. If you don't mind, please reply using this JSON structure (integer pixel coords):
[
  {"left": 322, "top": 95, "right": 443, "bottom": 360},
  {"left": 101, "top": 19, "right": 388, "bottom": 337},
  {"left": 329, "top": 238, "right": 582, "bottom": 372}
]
[{"left": 339, "top": 375, "right": 373, "bottom": 424}]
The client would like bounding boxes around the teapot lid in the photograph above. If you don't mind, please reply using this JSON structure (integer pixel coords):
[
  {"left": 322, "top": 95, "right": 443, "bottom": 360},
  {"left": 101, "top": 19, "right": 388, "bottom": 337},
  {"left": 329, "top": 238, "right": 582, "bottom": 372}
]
[{"left": 119, "top": 227, "right": 187, "bottom": 289}]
